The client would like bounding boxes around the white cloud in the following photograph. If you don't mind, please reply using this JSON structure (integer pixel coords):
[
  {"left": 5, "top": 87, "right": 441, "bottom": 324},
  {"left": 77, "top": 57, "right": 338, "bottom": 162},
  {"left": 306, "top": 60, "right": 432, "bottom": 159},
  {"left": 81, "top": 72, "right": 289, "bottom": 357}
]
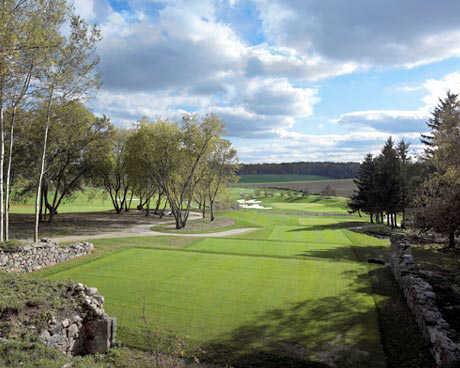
[
  {"left": 335, "top": 110, "right": 428, "bottom": 133},
  {"left": 255, "top": 0, "right": 460, "bottom": 68},
  {"left": 242, "top": 78, "right": 318, "bottom": 116},
  {"left": 421, "top": 71, "right": 460, "bottom": 108}
]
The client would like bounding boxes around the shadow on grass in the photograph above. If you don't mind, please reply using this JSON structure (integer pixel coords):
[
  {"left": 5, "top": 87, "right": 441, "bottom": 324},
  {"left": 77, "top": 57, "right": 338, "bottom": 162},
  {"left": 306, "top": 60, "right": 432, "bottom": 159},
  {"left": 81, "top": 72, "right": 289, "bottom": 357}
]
[
  {"left": 197, "top": 265, "right": 434, "bottom": 368},
  {"left": 287, "top": 222, "right": 365, "bottom": 232},
  {"left": 199, "top": 292, "right": 385, "bottom": 368},
  {"left": 297, "top": 245, "right": 389, "bottom": 264}
]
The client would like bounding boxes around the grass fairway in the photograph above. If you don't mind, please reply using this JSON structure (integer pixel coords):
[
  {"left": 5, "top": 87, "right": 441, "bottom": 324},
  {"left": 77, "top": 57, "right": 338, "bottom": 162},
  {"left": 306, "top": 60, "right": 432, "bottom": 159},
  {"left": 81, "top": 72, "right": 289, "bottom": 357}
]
[
  {"left": 38, "top": 200, "right": 389, "bottom": 367},
  {"left": 11, "top": 188, "right": 114, "bottom": 214}
]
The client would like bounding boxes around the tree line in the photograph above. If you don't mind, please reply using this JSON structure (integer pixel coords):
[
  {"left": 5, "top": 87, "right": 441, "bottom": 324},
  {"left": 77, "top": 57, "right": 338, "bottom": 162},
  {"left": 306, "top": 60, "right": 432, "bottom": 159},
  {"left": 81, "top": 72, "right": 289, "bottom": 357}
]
[
  {"left": 0, "top": 0, "right": 238, "bottom": 242},
  {"left": 349, "top": 92, "right": 460, "bottom": 247},
  {"left": 238, "top": 162, "right": 360, "bottom": 179}
]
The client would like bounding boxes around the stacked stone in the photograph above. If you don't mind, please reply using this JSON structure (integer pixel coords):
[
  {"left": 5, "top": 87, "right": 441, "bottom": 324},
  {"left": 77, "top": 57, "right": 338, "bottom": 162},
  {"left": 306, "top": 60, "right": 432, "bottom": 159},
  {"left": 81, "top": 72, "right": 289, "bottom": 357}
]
[
  {"left": 0, "top": 239, "right": 93, "bottom": 273},
  {"left": 389, "top": 235, "right": 460, "bottom": 368},
  {"left": 39, "top": 283, "right": 115, "bottom": 355}
]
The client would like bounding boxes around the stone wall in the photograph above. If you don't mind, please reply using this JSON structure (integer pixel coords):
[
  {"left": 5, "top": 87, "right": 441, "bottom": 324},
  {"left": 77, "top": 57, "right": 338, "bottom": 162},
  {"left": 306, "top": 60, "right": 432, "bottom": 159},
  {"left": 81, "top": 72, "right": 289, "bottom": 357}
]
[
  {"left": 39, "top": 283, "right": 115, "bottom": 355},
  {"left": 0, "top": 239, "right": 93, "bottom": 272},
  {"left": 0, "top": 239, "right": 115, "bottom": 355},
  {"left": 389, "top": 235, "right": 460, "bottom": 367}
]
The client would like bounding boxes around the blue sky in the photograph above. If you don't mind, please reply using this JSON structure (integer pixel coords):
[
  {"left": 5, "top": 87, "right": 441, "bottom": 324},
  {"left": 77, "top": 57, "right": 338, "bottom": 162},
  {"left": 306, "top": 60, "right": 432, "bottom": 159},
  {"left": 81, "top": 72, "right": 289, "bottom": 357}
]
[{"left": 76, "top": 0, "right": 460, "bottom": 162}]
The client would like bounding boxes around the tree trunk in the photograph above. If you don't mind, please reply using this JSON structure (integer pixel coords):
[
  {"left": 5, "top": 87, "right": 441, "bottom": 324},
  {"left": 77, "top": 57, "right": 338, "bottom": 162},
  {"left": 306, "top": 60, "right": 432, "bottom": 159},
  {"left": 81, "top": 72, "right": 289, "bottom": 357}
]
[
  {"left": 125, "top": 191, "right": 134, "bottom": 212},
  {"left": 210, "top": 200, "right": 215, "bottom": 222},
  {"left": 4, "top": 106, "right": 16, "bottom": 241},
  {"left": 0, "top": 104, "right": 4, "bottom": 242},
  {"left": 449, "top": 231, "right": 456, "bottom": 249},
  {"left": 370, "top": 213, "right": 374, "bottom": 224},
  {"left": 202, "top": 198, "right": 206, "bottom": 219},
  {"left": 145, "top": 198, "right": 150, "bottom": 217},
  {"left": 154, "top": 192, "right": 162, "bottom": 215},
  {"left": 34, "top": 99, "right": 52, "bottom": 242}
]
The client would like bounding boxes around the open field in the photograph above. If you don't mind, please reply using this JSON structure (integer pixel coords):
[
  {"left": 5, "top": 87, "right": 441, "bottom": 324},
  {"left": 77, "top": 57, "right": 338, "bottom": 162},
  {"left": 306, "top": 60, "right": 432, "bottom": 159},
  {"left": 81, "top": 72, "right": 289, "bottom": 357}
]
[
  {"left": 238, "top": 174, "right": 329, "bottom": 184},
  {"left": 237, "top": 178, "right": 356, "bottom": 197}
]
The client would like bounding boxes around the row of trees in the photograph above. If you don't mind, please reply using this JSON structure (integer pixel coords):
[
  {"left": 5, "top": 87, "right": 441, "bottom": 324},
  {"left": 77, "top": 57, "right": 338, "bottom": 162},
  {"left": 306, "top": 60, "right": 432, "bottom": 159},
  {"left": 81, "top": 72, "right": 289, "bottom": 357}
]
[
  {"left": 11, "top": 101, "right": 237, "bottom": 231},
  {"left": 350, "top": 92, "right": 460, "bottom": 247},
  {"left": 239, "top": 161, "right": 360, "bottom": 179},
  {"left": 100, "top": 115, "right": 237, "bottom": 229},
  {"left": 1, "top": 0, "right": 238, "bottom": 240},
  {"left": 348, "top": 138, "right": 422, "bottom": 227}
]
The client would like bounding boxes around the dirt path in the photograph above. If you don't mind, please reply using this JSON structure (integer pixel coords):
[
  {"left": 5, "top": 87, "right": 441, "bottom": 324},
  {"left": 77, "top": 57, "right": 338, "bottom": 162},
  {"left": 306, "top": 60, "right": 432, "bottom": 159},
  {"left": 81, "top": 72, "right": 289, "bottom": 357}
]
[{"left": 53, "top": 213, "right": 258, "bottom": 242}]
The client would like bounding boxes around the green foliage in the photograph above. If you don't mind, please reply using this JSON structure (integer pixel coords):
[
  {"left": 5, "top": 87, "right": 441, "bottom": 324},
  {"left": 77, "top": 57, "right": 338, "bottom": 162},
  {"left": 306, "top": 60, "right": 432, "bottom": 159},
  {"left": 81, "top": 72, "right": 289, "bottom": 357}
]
[{"left": 415, "top": 92, "right": 460, "bottom": 246}]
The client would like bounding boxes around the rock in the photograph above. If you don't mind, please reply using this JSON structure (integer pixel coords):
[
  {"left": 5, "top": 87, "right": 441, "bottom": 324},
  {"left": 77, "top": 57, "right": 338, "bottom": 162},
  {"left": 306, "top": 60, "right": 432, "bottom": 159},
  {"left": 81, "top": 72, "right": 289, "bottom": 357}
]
[
  {"left": 389, "top": 236, "right": 460, "bottom": 367},
  {"left": 36, "top": 282, "right": 115, "bottom": 356},
  {"left": 0, "top": 241, "right": 93, "bottom": 273}
]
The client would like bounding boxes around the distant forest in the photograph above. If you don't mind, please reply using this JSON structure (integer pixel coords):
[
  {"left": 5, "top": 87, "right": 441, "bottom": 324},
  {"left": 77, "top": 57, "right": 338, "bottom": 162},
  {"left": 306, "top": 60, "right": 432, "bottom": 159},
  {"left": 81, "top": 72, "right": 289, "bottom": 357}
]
[{"left": 238, "top": 162, "right": 360, "bottom": 179}]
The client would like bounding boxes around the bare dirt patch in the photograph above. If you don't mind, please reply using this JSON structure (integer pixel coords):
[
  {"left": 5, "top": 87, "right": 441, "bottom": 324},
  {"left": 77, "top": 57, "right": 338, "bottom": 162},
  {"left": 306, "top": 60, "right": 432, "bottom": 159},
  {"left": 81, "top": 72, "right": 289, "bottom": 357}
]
[{"left": 9, "top": 211, "right": 181, "bottom": 240}]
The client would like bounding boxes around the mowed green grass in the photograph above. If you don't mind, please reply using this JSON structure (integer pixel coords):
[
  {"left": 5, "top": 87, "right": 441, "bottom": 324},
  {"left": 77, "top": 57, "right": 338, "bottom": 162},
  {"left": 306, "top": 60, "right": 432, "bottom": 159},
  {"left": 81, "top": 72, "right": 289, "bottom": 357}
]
[
  {"left": 238, "top": 174, "right": 328, "bottom": 183},
  {"left": 39, "top": 198, "right": 389, "bottom": 365},
  {"left": 11, "top": 188, "right": 114, "bottom": 214}
]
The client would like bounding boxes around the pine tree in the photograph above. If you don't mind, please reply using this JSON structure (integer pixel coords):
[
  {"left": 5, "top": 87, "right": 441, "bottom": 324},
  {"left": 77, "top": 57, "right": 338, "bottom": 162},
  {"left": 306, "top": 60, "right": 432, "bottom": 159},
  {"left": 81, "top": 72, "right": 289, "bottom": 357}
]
[
  {"left": 375, "top": 137, "right": 401, "bottom": 227},
  {"left": 415, "top": 92, "right": 460, "bottom": 247},
  {"left": 397, "top": 139, "right": 411, "bottom": 227},
  {"left": 421, "top": 91, "right": 459, "bottom": 159},
  {"left": 349, "top": 154, "right": 378, "bottom": 222}
]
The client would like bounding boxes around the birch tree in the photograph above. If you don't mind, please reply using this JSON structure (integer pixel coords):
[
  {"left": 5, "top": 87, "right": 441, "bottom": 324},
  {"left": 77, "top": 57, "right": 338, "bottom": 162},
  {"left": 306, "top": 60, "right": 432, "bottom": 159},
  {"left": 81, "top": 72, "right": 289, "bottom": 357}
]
[
  {"left": 34, "top": 15, "right": 101, "bottom": 241},
  {"left": 0, "top": 0, "right": 65, "bottom": 241}
]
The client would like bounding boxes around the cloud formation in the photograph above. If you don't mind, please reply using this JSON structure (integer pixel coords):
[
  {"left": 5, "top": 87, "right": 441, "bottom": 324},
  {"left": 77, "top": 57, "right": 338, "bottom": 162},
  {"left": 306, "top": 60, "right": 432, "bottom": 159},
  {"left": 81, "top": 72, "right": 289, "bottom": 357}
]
[
  {"left": 73, "top": 0, "right": 460, "bottom": 162},
  {"left": 256, "top": 0, "right": 460, "bottom": 67}
]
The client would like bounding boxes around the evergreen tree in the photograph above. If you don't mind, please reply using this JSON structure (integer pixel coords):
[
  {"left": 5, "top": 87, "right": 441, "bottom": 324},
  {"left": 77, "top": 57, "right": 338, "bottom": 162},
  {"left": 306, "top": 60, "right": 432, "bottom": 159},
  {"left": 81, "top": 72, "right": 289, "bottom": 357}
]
[
  {"left": 375, "top": 137, "right": 401, "bottom": 227},
  {"left": 415, "top": 92, "right": 460, "bottom": 247},
  {"left": 349, "top": 154, "right": 378, "bottom": 222},
  {"left": 421, "top": 91, "right": 459, "bottom": 160},
  {"left": 397, "top": 139, "right": 411, "bottom": 227}
]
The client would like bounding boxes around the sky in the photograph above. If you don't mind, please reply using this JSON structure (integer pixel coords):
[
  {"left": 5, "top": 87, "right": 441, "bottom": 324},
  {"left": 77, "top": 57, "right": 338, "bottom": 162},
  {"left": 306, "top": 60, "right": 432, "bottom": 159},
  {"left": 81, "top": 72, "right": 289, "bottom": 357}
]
[{"left": 75, "top": 0, "right": 460, "bottom": 163}]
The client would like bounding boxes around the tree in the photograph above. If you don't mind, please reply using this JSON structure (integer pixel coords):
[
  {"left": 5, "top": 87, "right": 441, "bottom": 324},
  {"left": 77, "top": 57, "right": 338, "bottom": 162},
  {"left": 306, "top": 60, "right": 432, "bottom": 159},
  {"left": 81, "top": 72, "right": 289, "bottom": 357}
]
[
  {"left": 348, "top": 154, "right": 378, "bottom": 222},
  {"left": 0, "top": 0, "right": 67, "bottom": 241},
  {"left": 124, "top": 120, "right": 159, "bottom": 215},
  {"left": 414, "top": 173, "right": 460, "bottom": 248},
  {"left": 421, "top": 91, "right": 459, "bottom": 160},
  {"left": 375, "top": 137, "right": 401, "bottom": 227},
  {"left": 397, "top": 139, "right": 411, "bottom": 228},
  {"left": 415, "top": 92, "right": 460, "bottom": 247},
  {"left": 202, "top": 139, "right": 237, "bottom": 221},
  {"left": 27, "top": 102, "right": 112, "bottom": 221},
  {"left": 139, "top": 116, "right": 223, "bottom": 229},
  {"left": 33, "top": 15, "right": 101, "bottom": 241},
  {"left": 98, "top": 129, "right": 131, "bottom": 214}
]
